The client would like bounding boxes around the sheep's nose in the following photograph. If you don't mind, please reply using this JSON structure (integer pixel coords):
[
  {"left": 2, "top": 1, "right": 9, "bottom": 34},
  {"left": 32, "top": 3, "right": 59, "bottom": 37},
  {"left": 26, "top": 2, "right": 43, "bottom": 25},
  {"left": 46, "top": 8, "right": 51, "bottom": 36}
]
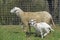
[{"left": 10, "top": 10, "right": 14, "bottom": 13}]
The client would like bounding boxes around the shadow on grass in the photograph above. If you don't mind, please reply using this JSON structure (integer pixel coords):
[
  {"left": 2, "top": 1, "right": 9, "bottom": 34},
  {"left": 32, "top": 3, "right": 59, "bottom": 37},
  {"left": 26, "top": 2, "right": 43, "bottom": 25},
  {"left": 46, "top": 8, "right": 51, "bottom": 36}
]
[{"left": 26, "top": 32, "right": 41, "bottom": 37}]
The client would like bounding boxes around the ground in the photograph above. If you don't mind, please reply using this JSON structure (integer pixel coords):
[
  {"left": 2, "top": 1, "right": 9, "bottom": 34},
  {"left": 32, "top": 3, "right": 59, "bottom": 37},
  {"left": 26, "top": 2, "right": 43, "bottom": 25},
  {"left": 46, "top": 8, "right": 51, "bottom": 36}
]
[{"left": 0, "top": 25, "right": 60, "bottom": 40}]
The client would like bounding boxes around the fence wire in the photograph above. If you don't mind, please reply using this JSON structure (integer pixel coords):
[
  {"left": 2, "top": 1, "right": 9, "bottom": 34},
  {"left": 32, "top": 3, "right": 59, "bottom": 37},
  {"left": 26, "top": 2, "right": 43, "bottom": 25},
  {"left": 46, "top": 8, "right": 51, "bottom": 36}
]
[{"left": 0, "top": 0, "right": 59, "bottom": 25}]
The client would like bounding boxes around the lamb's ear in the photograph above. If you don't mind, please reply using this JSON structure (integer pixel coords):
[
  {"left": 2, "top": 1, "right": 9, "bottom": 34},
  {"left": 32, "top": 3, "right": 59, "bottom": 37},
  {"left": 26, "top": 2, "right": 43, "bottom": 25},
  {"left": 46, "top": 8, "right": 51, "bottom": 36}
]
[
  {"left": 28, "top": 21, "right": 31, "bottom": 23},
  {"left": 33, "top": 19, "right": 36, "bottom": 23},
  {"left": 15, "top": 7, "right": 18, "bottom": 8},
  {"left": 33, "top": 19, "right": 36, "bottom": 21},
  {"left": 34, "top": 21, "right": 36, "bottom": 23}
]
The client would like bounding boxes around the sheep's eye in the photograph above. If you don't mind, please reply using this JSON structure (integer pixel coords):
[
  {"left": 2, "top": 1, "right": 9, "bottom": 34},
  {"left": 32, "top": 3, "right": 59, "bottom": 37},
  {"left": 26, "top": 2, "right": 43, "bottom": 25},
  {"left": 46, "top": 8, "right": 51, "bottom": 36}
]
[{"left": 14, "top": 10, "right": 17, "bottom": 12}]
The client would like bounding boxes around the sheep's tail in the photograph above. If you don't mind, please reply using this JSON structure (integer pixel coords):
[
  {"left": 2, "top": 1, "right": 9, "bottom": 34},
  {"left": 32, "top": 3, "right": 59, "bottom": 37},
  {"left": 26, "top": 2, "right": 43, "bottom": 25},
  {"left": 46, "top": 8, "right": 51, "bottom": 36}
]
[{"left": 50, "top": 17, "right": 56, "bottom": 28}]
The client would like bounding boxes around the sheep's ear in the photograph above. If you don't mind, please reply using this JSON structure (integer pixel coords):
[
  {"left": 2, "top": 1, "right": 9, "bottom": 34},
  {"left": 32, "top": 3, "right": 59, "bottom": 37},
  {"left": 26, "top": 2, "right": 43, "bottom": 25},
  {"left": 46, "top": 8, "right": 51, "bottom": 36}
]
[
  {"left": 15, "top": 11, "right": 19, "bottom": 14},
  {"left": 15, "top": 7, "right": 18, "bottom": 8}
]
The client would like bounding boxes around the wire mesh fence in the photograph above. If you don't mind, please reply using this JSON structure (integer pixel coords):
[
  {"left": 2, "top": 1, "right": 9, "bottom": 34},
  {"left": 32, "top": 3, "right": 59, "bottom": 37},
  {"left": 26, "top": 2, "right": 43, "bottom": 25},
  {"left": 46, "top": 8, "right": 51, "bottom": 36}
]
[{"left": 0, "top": 0, "right": 59, "bottom": 25}]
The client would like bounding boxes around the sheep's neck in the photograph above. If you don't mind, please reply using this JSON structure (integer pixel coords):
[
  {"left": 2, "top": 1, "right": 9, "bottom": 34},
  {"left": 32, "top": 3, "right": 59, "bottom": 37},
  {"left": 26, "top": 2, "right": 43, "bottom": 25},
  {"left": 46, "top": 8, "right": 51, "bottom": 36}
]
[
  {"left": 19, "top": 9, "right": 23, "bottom": 13},
  {"left": 16, "top": 9, "right": 24, "bottom": 17}
]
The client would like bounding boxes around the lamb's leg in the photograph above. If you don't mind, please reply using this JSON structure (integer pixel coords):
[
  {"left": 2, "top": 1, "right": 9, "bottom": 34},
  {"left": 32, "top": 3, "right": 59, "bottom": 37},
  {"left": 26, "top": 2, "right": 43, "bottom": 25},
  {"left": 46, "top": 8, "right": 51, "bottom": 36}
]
[
  {"left": 35, "top": 30, "right": 39, "bottom": 37},
  {"left": 49, "top": 27, "right": 54, "bottom": 32},
  {"left": 40, "top": 30, "right": 43, "bottom": 39},
  {"left": 41, "top": 32, "right": 43, "bottom": 39},
  {"left": 43, "top": 29, "right": 50, "bottom": 37}
]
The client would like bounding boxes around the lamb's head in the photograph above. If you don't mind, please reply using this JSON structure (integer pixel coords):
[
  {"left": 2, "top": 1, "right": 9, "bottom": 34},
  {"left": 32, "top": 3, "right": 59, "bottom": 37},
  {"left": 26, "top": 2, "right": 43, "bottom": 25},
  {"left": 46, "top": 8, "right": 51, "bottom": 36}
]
[{"left": 29, "top": 19, "right": 36, "bottom": 27}]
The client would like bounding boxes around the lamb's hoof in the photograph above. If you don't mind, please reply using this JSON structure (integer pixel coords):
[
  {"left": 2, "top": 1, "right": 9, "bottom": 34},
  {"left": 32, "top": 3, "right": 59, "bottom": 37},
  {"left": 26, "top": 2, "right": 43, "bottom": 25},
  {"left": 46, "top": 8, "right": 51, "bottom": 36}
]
[
  {"left": 35, "top": 34, "right": 38, "bottom": 37},
  {"left": 41, "top": 37, "right": 43, "bottom": 39}
]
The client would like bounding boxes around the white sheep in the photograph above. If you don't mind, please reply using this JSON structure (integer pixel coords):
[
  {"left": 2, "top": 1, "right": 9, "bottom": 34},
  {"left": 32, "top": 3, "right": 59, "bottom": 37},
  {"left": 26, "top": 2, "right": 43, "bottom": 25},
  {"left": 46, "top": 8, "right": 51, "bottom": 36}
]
[
  {"left": 29, "top": 19, "right": 54, "bottom": 39},
  {"left": 10, "top": 7, "right": 55, "bottom": 34}
]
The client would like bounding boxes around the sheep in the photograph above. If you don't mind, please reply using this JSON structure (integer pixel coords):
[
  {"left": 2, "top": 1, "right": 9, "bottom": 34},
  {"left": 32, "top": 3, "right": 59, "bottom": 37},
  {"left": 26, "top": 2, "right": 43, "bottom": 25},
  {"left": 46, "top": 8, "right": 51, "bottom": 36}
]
[
  {"left": 28, "top": 19, "right": 54, "bottom": 39},
  {"left": 10, "top": 7, "right": 55, "bottom": 34}
]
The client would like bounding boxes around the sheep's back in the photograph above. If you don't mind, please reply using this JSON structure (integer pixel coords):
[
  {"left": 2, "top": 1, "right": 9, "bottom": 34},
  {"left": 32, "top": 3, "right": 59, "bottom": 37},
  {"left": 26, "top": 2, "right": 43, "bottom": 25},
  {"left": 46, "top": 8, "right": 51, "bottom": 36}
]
[{"left": 20, "top": 11, "right": 52, "bottom": 26}]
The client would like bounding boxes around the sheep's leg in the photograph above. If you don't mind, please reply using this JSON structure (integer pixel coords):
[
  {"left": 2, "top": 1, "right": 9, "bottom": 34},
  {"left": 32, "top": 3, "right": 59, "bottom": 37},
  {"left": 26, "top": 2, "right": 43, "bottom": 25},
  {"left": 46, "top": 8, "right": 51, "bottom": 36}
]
[
  {"left": 25, "top": 27, "right": 31, "bottom": 36},
  {"left": 23, "top": 25, "right": 27, "bottom": 32},
  {"left": 43, "top": 29, "right": 50, "bottom": 37},
  {"left": 28, "top": 25, "right": 31, "bottom": 36},
  {"left": 22, "top": 23, "right": 31, "bottom": 36},
  {"left": 23, "top": 23, "right": 30, "bottom": 33},
  {"left": 26, "top": 25, "right": 31, "bottom": 35}
]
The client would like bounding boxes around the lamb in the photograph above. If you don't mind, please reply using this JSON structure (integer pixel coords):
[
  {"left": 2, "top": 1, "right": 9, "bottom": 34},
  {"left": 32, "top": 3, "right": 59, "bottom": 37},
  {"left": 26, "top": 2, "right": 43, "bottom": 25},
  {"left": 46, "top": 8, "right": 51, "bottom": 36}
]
[
  {"left": 29, "top": 19, "right": 54, "bottom": 39},
  {"left": 10, "top": 7, "right": 55, "bottom": 34}
]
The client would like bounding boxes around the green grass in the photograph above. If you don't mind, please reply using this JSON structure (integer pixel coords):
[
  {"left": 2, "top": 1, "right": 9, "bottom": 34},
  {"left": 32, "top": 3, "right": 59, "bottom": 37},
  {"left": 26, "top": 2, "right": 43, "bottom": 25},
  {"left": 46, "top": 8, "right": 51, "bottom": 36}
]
[{"left": 0, "top": 25, "right": 60, "bottom": 40}]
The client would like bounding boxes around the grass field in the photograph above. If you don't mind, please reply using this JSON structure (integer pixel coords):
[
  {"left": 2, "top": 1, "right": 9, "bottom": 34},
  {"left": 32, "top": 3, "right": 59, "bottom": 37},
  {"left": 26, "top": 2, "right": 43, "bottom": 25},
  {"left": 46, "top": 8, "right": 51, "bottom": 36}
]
[{"left": 0, "top": 25, "right": 60, "bottom": 40}]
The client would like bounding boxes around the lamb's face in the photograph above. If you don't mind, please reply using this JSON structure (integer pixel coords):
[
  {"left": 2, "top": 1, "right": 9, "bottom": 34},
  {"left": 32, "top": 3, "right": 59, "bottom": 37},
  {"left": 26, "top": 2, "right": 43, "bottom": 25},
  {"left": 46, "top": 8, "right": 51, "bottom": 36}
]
[
  {"left": 10, "top": 7, "right": 20, "bottom": 13},
  {"left": 29, "top": 19, "right": 36, "bottom": 26}
]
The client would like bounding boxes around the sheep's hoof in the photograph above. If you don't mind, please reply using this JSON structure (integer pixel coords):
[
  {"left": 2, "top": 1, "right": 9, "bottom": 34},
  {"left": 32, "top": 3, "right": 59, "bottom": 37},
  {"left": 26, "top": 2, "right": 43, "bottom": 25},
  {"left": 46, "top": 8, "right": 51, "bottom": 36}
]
[
  {"left": 26, "top": 32, "right": 31, "bottom": 37},
  {"left": 23, "top": 30, "right": 27, "bottom": 32},
  {"left": 27, "top": 37, "right": 31, "bottom": 40}
]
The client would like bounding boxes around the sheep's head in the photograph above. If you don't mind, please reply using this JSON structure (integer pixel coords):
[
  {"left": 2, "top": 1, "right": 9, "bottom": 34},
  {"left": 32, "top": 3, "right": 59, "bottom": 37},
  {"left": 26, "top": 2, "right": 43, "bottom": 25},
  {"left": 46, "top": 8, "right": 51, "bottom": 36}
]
[
  {"left": 29, "top": 19, "right": 36, "bottom": 27},
  {"left": 10, "top": 7, "right": 20, "bottom": 13}
]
